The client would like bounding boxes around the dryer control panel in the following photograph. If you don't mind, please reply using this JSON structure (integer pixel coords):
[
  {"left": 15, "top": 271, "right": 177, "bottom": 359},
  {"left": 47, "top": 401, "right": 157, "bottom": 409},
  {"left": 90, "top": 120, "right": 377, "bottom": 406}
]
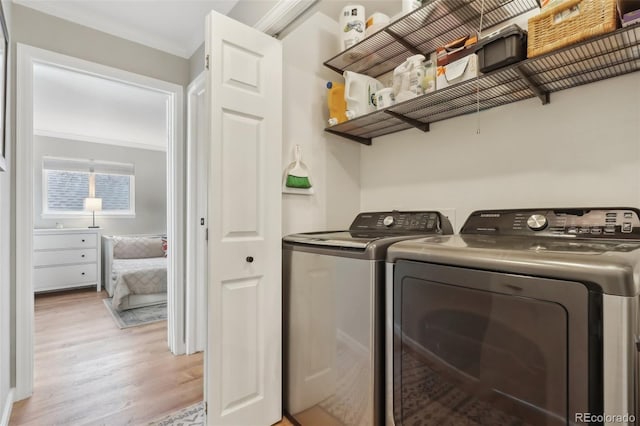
[
  {"left": 350, "top": 211, "right": 452, "bottom": 234},
  {"left": 462, "top": 208, "right": 640, "bottom": 239}
]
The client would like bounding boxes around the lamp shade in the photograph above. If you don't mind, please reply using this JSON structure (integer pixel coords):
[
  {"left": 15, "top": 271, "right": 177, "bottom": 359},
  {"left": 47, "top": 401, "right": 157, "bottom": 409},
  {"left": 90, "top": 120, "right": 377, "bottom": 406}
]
[{"left": 83, "top": 197, "right": 103, "bottom": 212}]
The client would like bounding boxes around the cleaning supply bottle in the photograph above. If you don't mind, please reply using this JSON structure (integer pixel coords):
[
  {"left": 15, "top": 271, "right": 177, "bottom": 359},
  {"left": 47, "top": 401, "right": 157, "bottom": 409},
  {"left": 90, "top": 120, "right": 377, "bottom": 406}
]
[
  {"left": 393, "top": 54, "right": 427, "bottom": 102},
  {"left": 343, "top": 71, "right": 384, "bottom": 119},
  {"left": 339, "top": 5, "right": 366, "bottom": 51},
  {"left": 422, "top": 59, "right": 436, "bottom": 94},
  {"left": 326, "top": 82, "right": 348, "bottom": 126}
]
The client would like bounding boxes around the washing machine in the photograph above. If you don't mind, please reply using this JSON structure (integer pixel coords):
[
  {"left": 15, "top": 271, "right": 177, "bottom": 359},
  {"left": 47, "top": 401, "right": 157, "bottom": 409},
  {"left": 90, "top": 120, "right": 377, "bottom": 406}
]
[
  {"left": 283, "top": 210, "right": 453, "bottom": 426},
  {"left": 385, "top": 208, "right": 640, "bottom": 426}
]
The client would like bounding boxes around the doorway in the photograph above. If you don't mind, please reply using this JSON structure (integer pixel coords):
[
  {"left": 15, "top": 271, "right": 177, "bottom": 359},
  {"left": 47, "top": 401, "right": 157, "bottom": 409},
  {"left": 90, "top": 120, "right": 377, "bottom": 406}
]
[{"left": 15, "top": 44, "right": 186, "bottom": 401}]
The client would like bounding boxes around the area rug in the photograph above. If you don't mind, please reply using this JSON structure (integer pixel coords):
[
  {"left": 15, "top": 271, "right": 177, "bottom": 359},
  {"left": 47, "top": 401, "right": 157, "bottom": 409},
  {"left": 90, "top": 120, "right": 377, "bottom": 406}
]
[
  {"left": 102, "top": 297, "right": 167, "bottom": 329},
  {"left": 148, "top": 402, "right": 204, "bottom": 426}
]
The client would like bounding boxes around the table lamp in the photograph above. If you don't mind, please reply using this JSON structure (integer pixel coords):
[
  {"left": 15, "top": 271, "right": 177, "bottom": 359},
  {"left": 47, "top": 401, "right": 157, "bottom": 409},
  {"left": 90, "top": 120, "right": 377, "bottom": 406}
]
[{"left": 84, "top": 197, "right": 102, "bottom": 228}]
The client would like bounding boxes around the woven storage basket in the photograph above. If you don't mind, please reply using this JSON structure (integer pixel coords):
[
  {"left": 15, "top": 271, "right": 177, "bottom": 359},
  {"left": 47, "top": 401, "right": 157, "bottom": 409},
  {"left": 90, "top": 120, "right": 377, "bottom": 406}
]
[{"left": 528, "top": 0, "right": 618, "bottom": 57}]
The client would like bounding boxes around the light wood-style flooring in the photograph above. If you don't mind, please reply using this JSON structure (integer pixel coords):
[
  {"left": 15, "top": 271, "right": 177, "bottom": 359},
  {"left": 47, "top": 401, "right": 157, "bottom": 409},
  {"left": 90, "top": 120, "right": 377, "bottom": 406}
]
[
  {"left": 10, "top": 288, "right": 293, "bottom": 426},
  {"left": 10, "top": 288, "right": 202, "bottom": 425}
]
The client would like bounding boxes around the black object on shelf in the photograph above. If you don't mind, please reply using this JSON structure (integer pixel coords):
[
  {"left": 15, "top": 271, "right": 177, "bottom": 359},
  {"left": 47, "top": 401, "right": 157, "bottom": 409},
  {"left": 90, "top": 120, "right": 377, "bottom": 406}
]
[
  {"left": 476, "top": 24, "right": 528, "bottom": 73},
  {"left": 324, "top": 24, "right": 640, "bottom": 145}
]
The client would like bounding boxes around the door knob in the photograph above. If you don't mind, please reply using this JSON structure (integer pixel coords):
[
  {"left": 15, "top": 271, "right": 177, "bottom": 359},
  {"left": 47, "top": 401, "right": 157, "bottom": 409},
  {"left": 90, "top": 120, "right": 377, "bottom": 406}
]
[{"left": 246, "top": 256, "right": 254, "bottom": 263}]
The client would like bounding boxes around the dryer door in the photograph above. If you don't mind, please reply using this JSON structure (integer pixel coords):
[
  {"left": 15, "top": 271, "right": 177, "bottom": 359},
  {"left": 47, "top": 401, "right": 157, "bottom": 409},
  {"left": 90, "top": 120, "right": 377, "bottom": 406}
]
[{"left": 390, "top": 261, "right": 601, "bottom": 426}]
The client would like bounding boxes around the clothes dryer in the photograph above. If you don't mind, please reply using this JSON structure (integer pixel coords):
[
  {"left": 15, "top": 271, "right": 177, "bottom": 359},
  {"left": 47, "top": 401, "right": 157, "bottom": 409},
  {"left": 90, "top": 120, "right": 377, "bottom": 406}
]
[{"left": 386, "top": 208, "right": 640, "bottom": 426}]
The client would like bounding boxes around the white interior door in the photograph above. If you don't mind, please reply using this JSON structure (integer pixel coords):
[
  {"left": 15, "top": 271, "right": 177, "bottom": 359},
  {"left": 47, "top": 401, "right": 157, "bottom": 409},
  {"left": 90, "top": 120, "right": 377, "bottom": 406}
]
[{"left": 205, "top": 11, "right": 282, "bottom": 425}]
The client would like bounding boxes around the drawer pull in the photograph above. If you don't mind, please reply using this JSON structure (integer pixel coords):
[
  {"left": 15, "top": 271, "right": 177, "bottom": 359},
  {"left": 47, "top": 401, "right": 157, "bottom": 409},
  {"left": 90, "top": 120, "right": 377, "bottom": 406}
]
[
  {"left": 81, "top": 272, "right": 85, "bottom": 276},
  {"left": 81, "top": 254, "right": 85, "bottom": 258},
  {"left": 82, "top": 239, "right": 85, "bottom": 242}
]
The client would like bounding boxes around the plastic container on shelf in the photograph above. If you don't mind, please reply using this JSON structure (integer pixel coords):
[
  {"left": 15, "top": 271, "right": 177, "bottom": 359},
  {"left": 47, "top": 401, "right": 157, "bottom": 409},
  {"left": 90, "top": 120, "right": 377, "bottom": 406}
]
[
  {"left": 326, "top": 81, "right": 348, "bottom": 126},
  {"left": 422, "top": 60, "right": 436, "bottom": 94},
  {"left": 475, "top": 25, "right": 527, "bottom": 73},
  {"left": 393, "top": 54, "right": 427, "bottom": 103},
  {"left": 339, "top": 5, "right": 366, "bottom": 51},
  {"left": 343, "top": 71, "right": 384, "bottom": 118},
  {"left": 365, "top": 12, "right": 390, "bottom": 37}
]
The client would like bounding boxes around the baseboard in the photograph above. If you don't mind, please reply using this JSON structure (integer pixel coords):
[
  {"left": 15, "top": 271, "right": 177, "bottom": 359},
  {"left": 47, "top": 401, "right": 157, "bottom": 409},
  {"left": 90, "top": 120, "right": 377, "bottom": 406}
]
[{"left": 0, "top": 388, "right": 14, "bottom": 426}]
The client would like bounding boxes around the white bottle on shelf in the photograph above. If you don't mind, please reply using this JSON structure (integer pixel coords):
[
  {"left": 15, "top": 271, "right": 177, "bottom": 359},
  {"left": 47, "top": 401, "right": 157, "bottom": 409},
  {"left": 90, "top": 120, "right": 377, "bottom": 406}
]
[
  {"left": 339, "top": 5, "right": 366, "bottom": 51},
  {"left": 344, "top": 71, "right": 384, "bottom": 118},
  {"left": 402, "top": 0, "right": 422, "bottom": 14}
]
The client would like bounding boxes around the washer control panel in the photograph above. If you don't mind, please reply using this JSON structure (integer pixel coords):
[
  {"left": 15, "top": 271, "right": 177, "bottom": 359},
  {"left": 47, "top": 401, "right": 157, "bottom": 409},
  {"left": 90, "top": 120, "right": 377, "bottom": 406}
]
[
  {"left": 462, "top": 208, "right": 640, "bottom": 239},
  {"left": 350, "top": 211, "right": 448, "bottom": 233}
]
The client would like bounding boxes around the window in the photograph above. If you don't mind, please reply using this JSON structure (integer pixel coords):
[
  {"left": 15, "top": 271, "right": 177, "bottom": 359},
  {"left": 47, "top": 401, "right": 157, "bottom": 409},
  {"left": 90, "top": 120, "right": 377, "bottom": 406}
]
[{"left": 42, "top": 157, "right": 135, "bottom": 216}]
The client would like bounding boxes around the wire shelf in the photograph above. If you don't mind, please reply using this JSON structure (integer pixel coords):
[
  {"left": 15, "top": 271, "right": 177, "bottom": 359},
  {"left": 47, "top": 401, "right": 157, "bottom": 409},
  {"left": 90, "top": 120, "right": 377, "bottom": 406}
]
[
  {"left": 324, "top": 0, "right": 540, "bottom": 78},
  {"left": 324, "top": 24, "right": 640, "bottom": 145}
]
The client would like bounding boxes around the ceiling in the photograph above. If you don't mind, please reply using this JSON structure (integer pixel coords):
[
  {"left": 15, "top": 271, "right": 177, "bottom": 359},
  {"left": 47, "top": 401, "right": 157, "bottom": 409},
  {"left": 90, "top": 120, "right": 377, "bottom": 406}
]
[
  {"left": 34, "top": 63, "right": 170, "bottom": 151},
  {"left": 13, "top": 0, "right": 241, "bottom": 58}
]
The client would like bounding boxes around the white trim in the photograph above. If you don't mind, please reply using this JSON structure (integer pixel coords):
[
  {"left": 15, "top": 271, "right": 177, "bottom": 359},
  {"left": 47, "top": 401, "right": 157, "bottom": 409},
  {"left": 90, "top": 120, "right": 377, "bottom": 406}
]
[
  {"left": 16, "top": 43, "right": 186, "bottom": 401},
  {"left": 254, "top": 0, "right": 317, "bottom": 35},
  {"left": 185, "top": 72, "right": 207, "bottom": 354},
  {"left": 166, "top": 68, "right": 186, "bottom": 356},
  {"left": 34, "top": 128, "right": 167, "bottom": 152},
  {"left": 16, "top": 44, "right": 34, "bottom": 401},
  {"left": 0, "top": 388, "right": 14, "bottom": 426}
]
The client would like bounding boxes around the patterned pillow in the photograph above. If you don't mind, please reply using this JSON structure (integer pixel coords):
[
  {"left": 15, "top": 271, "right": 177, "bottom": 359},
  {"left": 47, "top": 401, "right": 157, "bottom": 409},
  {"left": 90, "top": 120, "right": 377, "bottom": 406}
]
[
  {"left": 113, "top": 236, "right": 164, "bottom": 259},
  {"left": 161, "top": 236, "right": 168, "bottom": 257}
]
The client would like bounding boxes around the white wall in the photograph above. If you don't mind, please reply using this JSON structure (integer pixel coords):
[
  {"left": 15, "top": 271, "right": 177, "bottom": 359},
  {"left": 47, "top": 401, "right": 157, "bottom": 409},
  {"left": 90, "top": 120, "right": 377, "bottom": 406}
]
[
  {"left": 282, "top": 12, "right": 361, "bottom": 235},
  {"left": 33, "top": 136, "right": 167, "bottom": 235},
  {"left": 33, "top": 63, "right": 169, "bottom": 151},
  {"left": 11, "top": 4, "right": 190, "bottom": 86},
  {"left": 1, "top": 0, "right": 13, "bottom": 420},
  {"left": 360, "top": 72, "right": 640, "bottom": 231}
]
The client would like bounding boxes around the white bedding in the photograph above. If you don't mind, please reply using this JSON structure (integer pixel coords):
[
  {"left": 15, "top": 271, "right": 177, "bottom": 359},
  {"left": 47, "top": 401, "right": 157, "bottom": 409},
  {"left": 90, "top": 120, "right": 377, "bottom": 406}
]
[{"left": 111, "top": 257, "right": 167, "bottom": 311}]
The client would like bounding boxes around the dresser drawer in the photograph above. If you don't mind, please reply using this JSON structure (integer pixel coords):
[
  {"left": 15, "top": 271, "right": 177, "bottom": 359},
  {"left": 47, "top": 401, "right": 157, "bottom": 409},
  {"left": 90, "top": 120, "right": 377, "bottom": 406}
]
[
  {"left": 33, "top": 249, "right": 97, "bottom": 267},
  {"left": 34, "top": 233, "right": 97, "bottom": 250},
  {"left": 33, "top": 264, "right": 97, "bottom": 291}
]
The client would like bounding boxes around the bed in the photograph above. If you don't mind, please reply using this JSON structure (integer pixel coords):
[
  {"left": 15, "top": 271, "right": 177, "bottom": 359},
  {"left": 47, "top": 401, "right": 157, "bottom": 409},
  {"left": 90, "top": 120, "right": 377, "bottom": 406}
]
[{"left": 102, "top": 234, "right": 167, "bottom": 311}]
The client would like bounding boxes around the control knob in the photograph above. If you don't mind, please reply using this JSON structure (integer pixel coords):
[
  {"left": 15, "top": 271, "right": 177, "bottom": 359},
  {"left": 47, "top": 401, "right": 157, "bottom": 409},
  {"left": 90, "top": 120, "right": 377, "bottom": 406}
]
[
  {"left": 527, "top": 214, "right": 548, "bottom": 231},
  {"left": 383, "top": 215, "right": 395, "bottom": 227}
]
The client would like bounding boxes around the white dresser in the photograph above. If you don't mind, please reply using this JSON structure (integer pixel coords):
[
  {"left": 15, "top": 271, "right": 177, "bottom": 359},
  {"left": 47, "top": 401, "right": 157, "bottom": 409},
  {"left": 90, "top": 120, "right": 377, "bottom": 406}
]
[{"left": 33, "top": 228, "right": 102, "bottom": 293}]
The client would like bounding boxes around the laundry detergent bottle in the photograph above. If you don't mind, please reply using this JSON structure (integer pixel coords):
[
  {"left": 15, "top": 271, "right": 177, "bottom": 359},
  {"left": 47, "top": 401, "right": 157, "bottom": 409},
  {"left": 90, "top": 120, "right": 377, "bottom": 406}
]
[
  {"left": 343, "top": 71, "right": 383, "bottom": 119},
  {"left": 326, "top": 82, "right": 348, "bottom": 126}
]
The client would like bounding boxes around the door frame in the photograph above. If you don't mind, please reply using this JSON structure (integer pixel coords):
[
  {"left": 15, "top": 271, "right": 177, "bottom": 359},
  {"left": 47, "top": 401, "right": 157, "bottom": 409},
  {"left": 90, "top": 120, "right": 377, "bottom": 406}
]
[
  {"left": 185, "top": 71, "right": 207, "bottom": 354},
  {"left": 15, "top": 43, "right": 185, "bottom": 400}
]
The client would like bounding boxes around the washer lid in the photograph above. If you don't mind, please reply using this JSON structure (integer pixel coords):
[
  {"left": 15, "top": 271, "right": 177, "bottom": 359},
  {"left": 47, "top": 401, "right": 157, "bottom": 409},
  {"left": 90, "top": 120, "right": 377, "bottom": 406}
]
[{"left": 283, "top": 231, "right": 390, "bottom": 249}]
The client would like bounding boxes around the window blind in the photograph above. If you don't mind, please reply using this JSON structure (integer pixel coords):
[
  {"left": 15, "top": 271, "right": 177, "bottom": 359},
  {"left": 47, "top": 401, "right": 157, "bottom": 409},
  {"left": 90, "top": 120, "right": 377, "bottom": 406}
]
[{"left": 42, "top": 156, "right": 134, "bottom": 176}]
